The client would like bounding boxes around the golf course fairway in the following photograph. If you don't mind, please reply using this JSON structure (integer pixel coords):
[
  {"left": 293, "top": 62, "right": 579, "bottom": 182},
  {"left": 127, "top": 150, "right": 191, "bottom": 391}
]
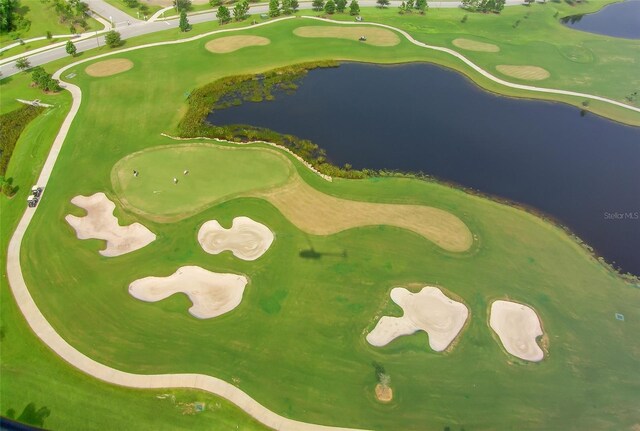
[{"left": 2, "top": 3, "right": 639, "bottom": 430}]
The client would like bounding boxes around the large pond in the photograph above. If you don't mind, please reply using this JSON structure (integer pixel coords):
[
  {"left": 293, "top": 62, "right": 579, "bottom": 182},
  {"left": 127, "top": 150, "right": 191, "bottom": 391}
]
[
  {"left": 561, "top": 0, "right": 640, "bottom": 39},
  {"left": 208, "top": 63, "right": 640, "bottom": 276}
]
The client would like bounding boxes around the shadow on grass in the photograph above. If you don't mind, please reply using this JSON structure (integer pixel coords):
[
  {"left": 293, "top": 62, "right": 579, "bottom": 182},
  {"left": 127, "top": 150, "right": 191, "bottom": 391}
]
[{"left": 4, "top": 403, "right": 51, "bottom": 428}]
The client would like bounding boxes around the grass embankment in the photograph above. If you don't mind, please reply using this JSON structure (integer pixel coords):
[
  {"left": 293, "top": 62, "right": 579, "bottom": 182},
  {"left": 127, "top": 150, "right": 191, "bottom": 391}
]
[
  {"left": 0, "top": 104, "right": 45, "bottom": 176},
  {"left": 0, "top": 1, "right": 100, "bottom": 47},
  {"left": 9, "top": 15, "right": 640, "bottom": 430}
]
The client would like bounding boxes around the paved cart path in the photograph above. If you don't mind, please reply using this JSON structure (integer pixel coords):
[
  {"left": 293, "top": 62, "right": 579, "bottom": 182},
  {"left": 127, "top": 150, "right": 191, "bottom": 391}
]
[{"left": 5, "top": 14, "right": 640, "bottom": 431}]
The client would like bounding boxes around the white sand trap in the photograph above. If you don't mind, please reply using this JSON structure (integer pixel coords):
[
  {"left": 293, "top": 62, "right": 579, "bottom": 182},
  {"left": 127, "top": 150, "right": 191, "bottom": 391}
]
[
  {"left": 65, "top": 192, "right": 155, "bottom": 256},
  {"left": 205, "top": 36, "right": 270, "bottom": 53},
  {"left": 198, "top": 217, "right": 274, "bottom": 261},
  {"left": 496, "top": 65, "right": 550, "bottom": 81},
  {"left": 85, "top": 59, "right": 134, "bottom": 77},
  {"left": 129, "top": 266, "right": 248, "bottom": 319},
  {"left": 452, "top": 38, "right": 500, "bottom": 52},
  {"left": 367, "top": 286, "right": 469, "bottom": 352},
  {"left": 490, "top": 300, "right": 544, "bottom": 362},
  {"left": 293, "top": 26, "right": 400, "bottom": 46}
]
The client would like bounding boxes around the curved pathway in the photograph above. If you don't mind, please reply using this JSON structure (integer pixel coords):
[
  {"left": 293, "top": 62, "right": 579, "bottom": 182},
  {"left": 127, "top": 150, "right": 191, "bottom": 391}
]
[{"left": 5, "top": 14, "right": 640, "bottom": 431}]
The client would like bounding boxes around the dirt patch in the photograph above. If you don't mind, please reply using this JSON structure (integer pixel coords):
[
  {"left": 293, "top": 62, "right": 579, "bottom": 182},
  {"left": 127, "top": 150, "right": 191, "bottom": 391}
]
[
  {"left": 490, "top": 300, "right": 544, "bottom": 362},
  {"left": 205, "top": 36, "right": 271, "bottom": 54},
  {"left": 293, "top": 26, "right": 400, "bottom": 47},
  {"left": 256, "top": 177, "right": 472, "bottom": 252},
  {"left": 375, "top": 384, "right": 393, "bottom": 402},
  {"left": 452, "top": 38, "right": 499, "bottom": 52},
  {"left": 367, "top": 286, "right": 469, "bottom": 351},
  {"left": 85, "top": 59, "right": 134, "bottom": 77},
  {"left": 65, "top": 192, "right": 155, "bottom": 256},
  {"left": 496, "top": 65, "right": 550, "bottom": 81},
  {"left": 129, "top": 266, "right": 248, "bottom": 319},
  {"left": 198, "top": 216, "right": 274, "bottom": 261}
]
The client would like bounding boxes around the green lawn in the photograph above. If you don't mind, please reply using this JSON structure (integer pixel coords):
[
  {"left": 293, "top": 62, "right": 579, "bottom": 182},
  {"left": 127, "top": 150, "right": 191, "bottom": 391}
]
[
  {"left": 0, "top": 37, "right": 71, "bottom": 58},
  {"left": 1, "top": 3, "right": 639, "bottom": 430},
  {"left": 0, "top": 1, "right": 101, "bottom": 47},
  {"left": 112, "top": 144, "right": 294, "bottom": 220},
  {"left": 5, "top": 14, "right": 640, "bottom": 431}
]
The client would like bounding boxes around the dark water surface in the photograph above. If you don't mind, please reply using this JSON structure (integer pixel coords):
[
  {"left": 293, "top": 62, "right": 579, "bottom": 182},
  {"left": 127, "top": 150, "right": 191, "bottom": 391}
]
[
  {"left": 208, "top": 63, "right": 640, "bottom": 275},
  {"left": 561, "top": 0, "right": 640, "bottom": 39}
]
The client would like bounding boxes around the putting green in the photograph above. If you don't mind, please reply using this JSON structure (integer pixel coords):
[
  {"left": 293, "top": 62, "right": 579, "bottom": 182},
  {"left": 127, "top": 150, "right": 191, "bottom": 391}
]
[{"left": 111, "top": 144, "right": 294, "bottom": 221}]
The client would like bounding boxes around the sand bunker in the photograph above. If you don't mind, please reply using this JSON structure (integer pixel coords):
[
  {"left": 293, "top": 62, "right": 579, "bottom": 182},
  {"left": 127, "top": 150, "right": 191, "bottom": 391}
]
[
  {"left": 293, "top": 26, "right": 400, "bottom": 47},
  {"left": 257, "top": 177, "right": 472, "bottom": 252},
  {"left": 496, "top": 65, "right": 550, "bottom": 81},
  {"left": 198, "top": 216, "right": 274, "bottom": 261},
  {"left": 85, "top": 59, "right": 134, "bottom": 77},
  {"left": 65, "top": 192, "right": 155, "bottom": 256},
  {"left": 375, "top": 384, "right": 393, "bottom": 402},
  {"left": 205, "top": 36, "right": 271, "bottom": 53},
  {"left": 366, "top": 286, "right": 469, "bottom": 352},
  {"left": 452, "top": 38, "right": 499, "bottom": 52},
  {"left": 129, "top": 266, "right": 248, "bottom": 319},
  {"left": 489, "top": 300, "right": 544, "bottom": 362}
]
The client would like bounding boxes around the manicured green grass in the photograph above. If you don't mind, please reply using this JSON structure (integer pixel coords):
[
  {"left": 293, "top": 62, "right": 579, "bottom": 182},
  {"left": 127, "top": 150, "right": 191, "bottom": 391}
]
[
  {"left": 112, "top": 144, "right": 294, "bottom": 220},
  {"left": 0, "top": 37, "right": 70, "bottom": 58},
  {"left": 6, "top": 14, "right": 639, "bottom": 431},
  {"left": 0, "top": 1, "right": 100, "bottom": 47}
]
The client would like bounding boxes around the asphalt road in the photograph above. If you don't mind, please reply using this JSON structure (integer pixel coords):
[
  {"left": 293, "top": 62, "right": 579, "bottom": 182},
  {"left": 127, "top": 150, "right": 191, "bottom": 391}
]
[{"left": 0, "top": 0, "right": 526, "bottom": 78}]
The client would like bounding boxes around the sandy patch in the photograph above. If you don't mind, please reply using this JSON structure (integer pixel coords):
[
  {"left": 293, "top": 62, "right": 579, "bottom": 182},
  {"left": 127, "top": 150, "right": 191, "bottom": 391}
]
[
  {"left": 366, "top": 286, "right": 469, "bottom": 351},
  {"left": 65, "top": 192, "right": 156, "bottom": 256},
  {"left": 452, "top": 38, "right": 499, "bottom": 52},
  {"left": 375, "top": 384, "right": 393, "bottom": 402},
  {"left": 489, "top": 300, "right": 544, "bottom": 362},
  {"left": 293, "top": 26, "right": 400, "bottom": 47},
  {"left": 205, "top": 36, "right": 271, "bottom": 54},
  {"left": 129, "top": 266, "right": 248, "bottom": 319},
  {"left": 496, "top": 65, "right": 550, "bottom": 81},
  {"left": 256, "top": 177, "right": 472, "bottom": 252},
  {"left": 198, "top": 216, "right": 274, "bottom": 261},
  {"left": 85, "top": 59, "right": 134, "bottom": 77}
]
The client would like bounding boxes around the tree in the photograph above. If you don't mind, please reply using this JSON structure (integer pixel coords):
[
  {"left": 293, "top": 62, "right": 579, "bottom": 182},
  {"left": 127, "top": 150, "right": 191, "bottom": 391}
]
[
  {"left": 282, "top": 0, "right": 293, "bottom": 15},
  {"left": 324, "top": 0, "right": 335, "bottom": 13},
  {"left": 335, "top": 0, "right": 346, "bottom": 12},
  {"left": 0, "top": 0, "right": 16, "bottom": 32},
  {"left": 494, "top": 0, "right": 505, "bottom": 12},
  {"left": 233, "top": 0, "right": 249, "bottom": 20},
  {"left": 416, "top": 0, "right": 427, "bottom": 13},
  {"left": 406, "top": 0, "right": 414, "bottom": 9},
  {"left": 104, "top": 30, "right": 122, "bottom": 48},
  {"left": 65, "top": 40, "right": 77, "bottom": 56},
  {"left": 173, "top": 0, "right": 192, "bottom": 11},
  {"left": 209, "top": 0, "right": 222, "bottom": 6},
  {"left": 30, "top": 67, "right": 61, "bottom": 92},
  {"left": 312, "top": 0, "right": 324, "bottom": 11},
  {"left": 179, "top": 10, "right": 190, "bottom": 31},
  {"left": 376, "top": 0, "right": 389, "bottom": 8},
  {"left": 349, "top": 0, "right": 359, "bottom": 15},
  {"left": 15, "top": 57, "right": 30, "bottom": 71},
  {"left": 216, "top": 5, "right": 231, "bottom": 24},
  {"left": 290, "top": 0, "right": 299, "bottom": 11},
  {"left": 268, "top": 0, "right": 280, "bottom": 17}
]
